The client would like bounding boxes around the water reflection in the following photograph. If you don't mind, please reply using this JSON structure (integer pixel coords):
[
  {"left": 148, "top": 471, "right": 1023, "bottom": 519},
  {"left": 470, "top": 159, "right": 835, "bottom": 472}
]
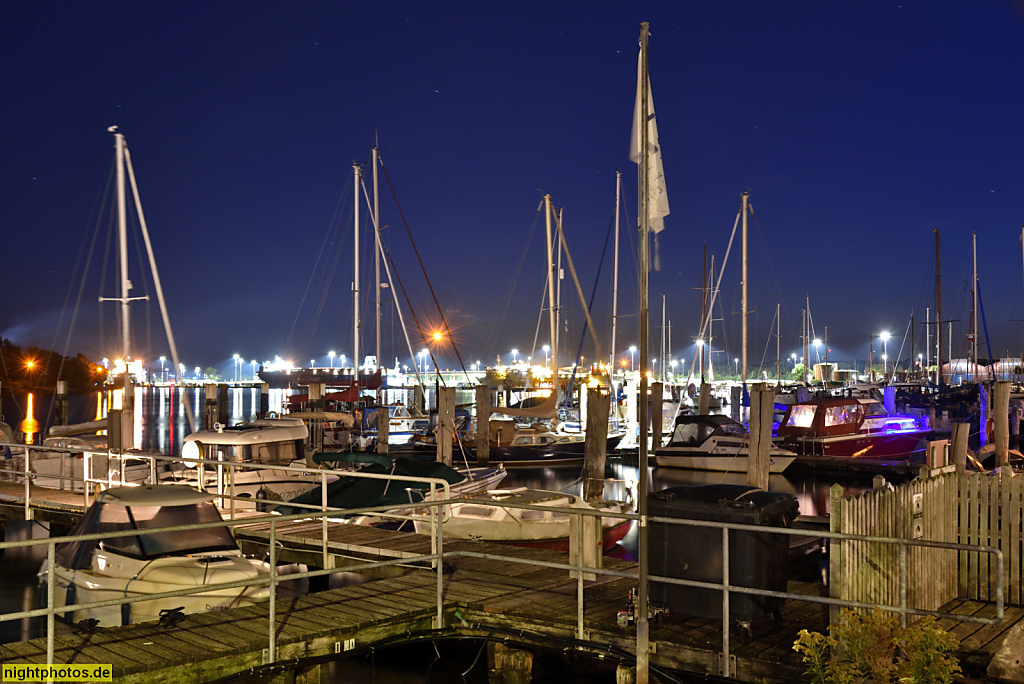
[{"left": 17, "top": 394, "right": 39, "bottom": 444}]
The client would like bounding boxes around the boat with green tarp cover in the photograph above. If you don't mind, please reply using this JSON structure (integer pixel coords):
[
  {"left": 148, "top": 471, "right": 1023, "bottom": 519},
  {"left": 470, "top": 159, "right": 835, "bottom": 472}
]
[{"left": 274, "top": 453, "right": 505, "bottom": 518}]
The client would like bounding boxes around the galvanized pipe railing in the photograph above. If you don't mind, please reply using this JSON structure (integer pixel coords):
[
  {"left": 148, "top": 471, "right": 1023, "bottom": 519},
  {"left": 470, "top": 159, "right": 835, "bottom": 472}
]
[{"left": 0, "top": 485, "right": 1007, "bottom": 679}]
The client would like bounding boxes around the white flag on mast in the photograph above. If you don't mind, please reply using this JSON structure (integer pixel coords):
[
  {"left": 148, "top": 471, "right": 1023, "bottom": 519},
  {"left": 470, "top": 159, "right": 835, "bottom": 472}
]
[{"left": 629, "top": 52, "right": 669, "bottom": 236}]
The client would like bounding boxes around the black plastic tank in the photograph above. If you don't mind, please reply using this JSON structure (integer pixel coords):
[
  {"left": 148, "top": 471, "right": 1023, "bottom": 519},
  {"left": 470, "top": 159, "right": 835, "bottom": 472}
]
[{"left": 648, "top": 484, "right": 799, "bottom": 621}]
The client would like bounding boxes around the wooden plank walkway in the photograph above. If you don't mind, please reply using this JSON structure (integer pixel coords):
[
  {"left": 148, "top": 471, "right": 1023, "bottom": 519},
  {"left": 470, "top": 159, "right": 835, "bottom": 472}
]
[{"left": 0, "top": 521, "right": 1017, "bottom": 683}]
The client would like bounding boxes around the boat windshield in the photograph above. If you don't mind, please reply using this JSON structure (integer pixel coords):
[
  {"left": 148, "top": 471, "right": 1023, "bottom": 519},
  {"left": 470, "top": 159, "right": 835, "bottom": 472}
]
[
  {"left": 209, "top": 441, "right": 299, "bottom": 466},
  {"left": 824, "top": 404, "right": 862, "bottom": 426},
  {"left": 785, "top": 405, "right": 816, "bottom": 428},
  {"left": 672, "top": 422, "right": 716, "bottom": 446},
  {"left": 862, "top": 402, "right": 889, "bottom": 417},
  {"left": 99, "top": 501, "right": 238, "bottom": 559}
]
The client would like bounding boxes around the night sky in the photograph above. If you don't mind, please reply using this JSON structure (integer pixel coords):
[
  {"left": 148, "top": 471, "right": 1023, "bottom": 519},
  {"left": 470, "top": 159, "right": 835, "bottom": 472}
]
[{"left": 4, "top": 2, "right": 1024, "bottom": 380}]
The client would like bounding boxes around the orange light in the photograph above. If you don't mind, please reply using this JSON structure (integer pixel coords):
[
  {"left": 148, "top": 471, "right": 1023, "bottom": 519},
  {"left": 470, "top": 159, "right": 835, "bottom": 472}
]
[
  {"left": 432, "top": 331, "right": 444, "bottom": 342},
  {"left": 25, "top": 360, "right": 35, "bottom": 370}
]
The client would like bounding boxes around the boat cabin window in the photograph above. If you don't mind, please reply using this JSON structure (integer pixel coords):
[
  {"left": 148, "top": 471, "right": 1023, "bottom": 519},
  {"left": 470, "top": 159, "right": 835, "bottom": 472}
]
[
  {"left": 785, "top": 405, "right": 816, "bottom": 428},
  {"left": 209, "top": 441, "right": 300, "bottom": 465},
  {"left": 824, "top": 404, "right": 862, "bottom": 426},
  {"left": 98, "top": 502, "right": 238, "bottom": 559},
  {"left": 673, "top": 422, "right": 716, "bottom": 446}
]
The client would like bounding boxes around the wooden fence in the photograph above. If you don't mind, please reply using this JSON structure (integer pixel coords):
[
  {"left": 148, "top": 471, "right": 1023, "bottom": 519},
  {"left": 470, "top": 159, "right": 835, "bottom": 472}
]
[{"left": 830, "top": 467, "right": 1024, "bottom": 625}]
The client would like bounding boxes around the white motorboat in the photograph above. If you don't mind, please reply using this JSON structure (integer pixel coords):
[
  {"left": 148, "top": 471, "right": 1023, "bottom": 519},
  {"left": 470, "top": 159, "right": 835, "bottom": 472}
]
[
  {"left": 165, "top": 418, "right": 330, "bottom": 509},
  {"left": 414, "top": 487, "right": 632, "bottom": 553},
  {"left": 655, "top": 414, "right": 797, "bottom": 473},
  {"left": 37, "top": 485, "right": 271, "bottom": 627},
  {"left": 28, "top": 434, "right": 163, "bottom": 491}
]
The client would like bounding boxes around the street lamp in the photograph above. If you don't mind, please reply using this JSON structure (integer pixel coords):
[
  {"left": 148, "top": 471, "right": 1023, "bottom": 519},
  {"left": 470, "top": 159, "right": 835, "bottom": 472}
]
[
  {"left": 419, "top": 348, "right": 428, "bottom": 372},
  {"left": 813, "top": 338, "right": 822, "bottom": 363},
  {"left": 310, "top": 359, "right": 315, "bottom": 369},
  {"left": 329, "top": 351, "right": 335, "bottom": 368},
  {"left": 734, "top": 357, "right": 739, "bottom": 377},
  {"left": 251, "top": 360, "right": 257, "bottom": 381},
  {"left": 880, "top": 331, "right": 890, "bottom": 376},
  {"left": 233, "top": 354, "right": 240, "bottom": 382},
  {"left": 629, "top": 345, "right": 637, "bottom": 371},
  {"left": 340, "top": 354, "right": 347, "bottom": 369},
  {"left": 511, "top": 348, "right": 518, "bottom": 365},
  {"left": 542, "top": 344, "right": 550, "bottom": 367},
  {"left": 159, "top": 356, "right": 166, "bottom": 383}
]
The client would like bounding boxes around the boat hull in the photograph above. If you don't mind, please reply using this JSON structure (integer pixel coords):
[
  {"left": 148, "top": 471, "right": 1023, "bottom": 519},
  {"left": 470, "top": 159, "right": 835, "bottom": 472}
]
[
  {"left": 781, "top": 430, "right": 928, "bottom": 461},
  {"left": 655, "top": 452, "right": 795, "bottom": 473}
]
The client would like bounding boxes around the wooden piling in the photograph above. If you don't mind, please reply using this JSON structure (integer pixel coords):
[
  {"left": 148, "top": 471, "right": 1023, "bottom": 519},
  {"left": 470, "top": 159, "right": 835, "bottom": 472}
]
[
  {"left": 218, "top": 383, "right": 229, "bottom": 425},
  {"left": 204, "top": 384, "right": 218, "bottom": 429},
  {"left": 747, "top": 384, "right": 773, "bottom": 490},
  {"left": 583, "top": 387, "right": 610, "bottom": 501},
  {"left": 730, "top": 385, "right": 741, "bottom": 421},
  {"left": 55, "top": 381, "right": 68, "bottom": 427},
  {"left": 488, "top": 642, "right": 533, "bottom": 684},
  {"left": 308, "top": 383, "right": 325, "bottom": 453},
  {"left": 437, "top": 387, "right": 455, "bottom": 466},
  {"left": 952, "top": 422, "right": 970, "bottom": 474},
  {"left": 259, "top": 383, "right": 269, "bottom": 418},
  {"left": 994, "top": 380, "right": 1010, "bottom": 467},
  {"left": 698, "top": 382, "right": 710, "bottom": 415},
  {"left": 475, "top": 385, "right": 490, "bottom": 466},
  {"left": 376, "top": 401, "right": 389, "bottom": 455},
  {"left": 651, "top": 382, "right": 663, "bottom": 455}
]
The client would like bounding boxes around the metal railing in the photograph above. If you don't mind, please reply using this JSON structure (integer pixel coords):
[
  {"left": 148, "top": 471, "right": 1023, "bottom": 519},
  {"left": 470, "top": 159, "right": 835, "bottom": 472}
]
[{"left": 0, "top": 473, "right": 1006, "bottom": 680}]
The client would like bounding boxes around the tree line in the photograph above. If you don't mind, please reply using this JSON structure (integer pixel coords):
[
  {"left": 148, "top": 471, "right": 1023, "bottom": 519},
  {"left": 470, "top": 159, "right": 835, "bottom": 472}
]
[{"left": 0, "top": 338, "right": 105, "bottom": 394}]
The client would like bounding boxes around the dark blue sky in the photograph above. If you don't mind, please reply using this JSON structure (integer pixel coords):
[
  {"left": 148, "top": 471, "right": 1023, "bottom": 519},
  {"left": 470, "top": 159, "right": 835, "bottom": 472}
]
[{"left": 3, "top": 2, "right": 1024, "bottom": 378}]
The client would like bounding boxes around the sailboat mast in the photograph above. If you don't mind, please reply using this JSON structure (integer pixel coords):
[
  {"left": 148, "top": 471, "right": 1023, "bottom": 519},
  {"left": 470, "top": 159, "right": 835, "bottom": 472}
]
[
  {"left": 611, "top": 171, "right": 621, "bottom": 369},
  {"left": 776, "top": 303, "right": 781, "bottom": 384},
  {"left": 700, "top": 243, "right": 707, "bottom": 380},
  {"left": 353, "top": 162, "right": 361, "bottom": 378},
  {"left": 661, "top": 295, "right": 667, "bottom": 382},
  {"left": 935, "top": 229, "right": 943, "bottom": 384},
  {"left": 374, "top": 146, "right": 382, "bottom": 384},
  {"left": 741, "top": 191, "right": 749, "bottom": 385},
  {"left": 543, "top": 195, "right": 558, "bottom": 379},
  {"left": 114, "top": 133, "right": 130, "bottom": 378},
  {"left": 972, "top": 231, "right": 978, "bottom": 379}
]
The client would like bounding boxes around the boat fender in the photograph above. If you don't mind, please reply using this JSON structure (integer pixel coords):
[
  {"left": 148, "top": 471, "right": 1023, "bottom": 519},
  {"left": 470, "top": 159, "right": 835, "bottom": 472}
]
[
  {"left": 181, "top": 441, "right": 204, "bottom": 468},
  {"left": 65, "top": 584, "right": 76, "bottom": 624},
  {"left": 121, "top": 603, "right": 131, "bottom": 626}
]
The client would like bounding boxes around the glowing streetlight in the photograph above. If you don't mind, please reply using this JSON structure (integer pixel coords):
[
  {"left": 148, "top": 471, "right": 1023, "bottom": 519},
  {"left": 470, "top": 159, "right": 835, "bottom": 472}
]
[
  {"left": 813, "top": 338, "right": 822, "bottom": 363},
  {"left": 329, "top": 351, "right": 335, "bottom": 368},
  {"left": 880, "top": 331, "right": 891, "bottom": 375},
  {"left": 310, "top": 359, "right": 315, "bottom": 369},
  {"left": 251, "top": 360, "right": 257, "bottom": 381},
  {"left": 159, "top": 356, "right": 166, "bottom": 383},
  {"left": 734, "top": 357, "right": 739, "bottom": 377},
  {"left": 233, "top": 353, "right": 240, "bottom": 382},
  {"left": 629, "top": 345, "right": 637, "bottom": 371},
  {"left": 511, "top": 348, "right": 518, "bottom": 365},
  {"left": 419, "top": 348, "right": 428, "bottom": 372},
  {"left": 542, "top": 344, "right": 550, "bottom": 367}
]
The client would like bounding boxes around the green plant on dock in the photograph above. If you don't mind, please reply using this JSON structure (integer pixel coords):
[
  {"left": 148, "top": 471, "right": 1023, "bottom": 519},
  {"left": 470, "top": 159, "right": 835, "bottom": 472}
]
[{"left": 792, "top": 608, "right": 961, "bottom": 684}]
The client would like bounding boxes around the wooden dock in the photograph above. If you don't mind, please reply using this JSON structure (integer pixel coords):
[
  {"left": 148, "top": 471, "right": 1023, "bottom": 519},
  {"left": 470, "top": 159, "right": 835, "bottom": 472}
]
[{"left": 0, "top": 520, "right": 1020, "bottom": 683}]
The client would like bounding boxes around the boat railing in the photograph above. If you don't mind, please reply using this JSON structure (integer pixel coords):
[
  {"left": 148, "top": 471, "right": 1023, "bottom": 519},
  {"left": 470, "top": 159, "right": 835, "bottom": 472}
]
[{"left": 0, "top": 482, "right": 1005, "bottom": 680}]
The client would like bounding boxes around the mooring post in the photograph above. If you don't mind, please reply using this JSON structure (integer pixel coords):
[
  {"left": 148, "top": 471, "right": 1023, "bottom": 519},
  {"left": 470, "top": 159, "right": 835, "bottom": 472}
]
[
  {"left": 730, "top": 385, "right": 741, "bottom": 421},
  {"left": 475, "top": 384, "right": 490, "bottom": 466},
  {"left": 583, "top": 387, "right": 610, "bottom": 501},
  {"left": 55, "top": 381, "right": 69, "bottom": 427},
  {"left": 376, "top": 401, "right": 389, "bottom": 455},
  {"left": 488, "top": 642, "right": 533, "bottom": 684},
  {"left": 218, "top": 383, "right": 228, "bottom": 425},
  {"left": 979, "top": 382, "right": 990, "bottom": 448},
  {"left": 951, "top": 422, "right": 970, "bottom": 474},
  {"left": 651, "top": 382, "right": 663, "bottom": 456},
  {"left": 309, "top": 383, "right": 325, "bottom": 453},
  {"left": 204, "top": 383, "right": 218, "bottom": 429},
  {"left": 747, "top": 383, "right": 773, "bottom": 490},
  {"left": 259, "top": 382, "right": 270, "bottom": 418},
  {"left": 994, "top": 380, "right": 1011, "bottom": 467},
  {"left": 437, "top": 387, "right": 455, "bottom": 466},
  {"left": 698, "top": 381, "right": 711, "bottom": 415}
]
